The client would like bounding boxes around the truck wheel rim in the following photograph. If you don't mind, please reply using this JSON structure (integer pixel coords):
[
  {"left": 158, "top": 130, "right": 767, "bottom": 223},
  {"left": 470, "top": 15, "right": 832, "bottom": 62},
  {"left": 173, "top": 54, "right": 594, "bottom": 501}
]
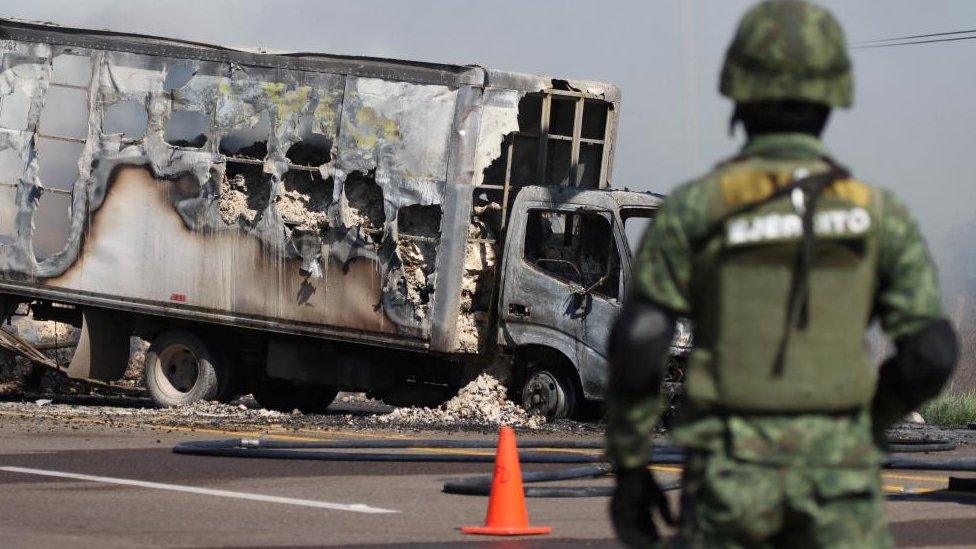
[
  {"left": 155, "top": 344, "right": 199, "bottom": 396},
  {"left": 522, "top": 370, "right": 565, "bottom": 418}
]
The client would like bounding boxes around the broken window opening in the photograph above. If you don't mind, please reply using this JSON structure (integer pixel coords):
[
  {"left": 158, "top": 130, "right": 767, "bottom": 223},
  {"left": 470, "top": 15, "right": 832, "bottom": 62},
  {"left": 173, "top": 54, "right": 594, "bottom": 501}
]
[
  {"left": 457, "top": 203, "right": 499, "bottom": 352},
  {"left": 165, "top": 110, "right": 210, "bottom": 149},
  {"left": 0, "top": 86, "right": 31, "bottom": 131},
  {"left": 38, "top": 85, "right": 89, "bottom": 139},
  {"left": 0, "top": 186, "right": 17, "bottom": 243},
  {"left": 398, "top": 204, "right": 441, "bottom": 239},
  {"left": 103, "top": 99, "right": 148, "bottom": 139},
  {"left": 516, "top": 94, "right": 542, "bottom": 134},
  {"left": 218, "top": 161, "right": 270, "bottom": 225},
  {"left": 481, "top": 92, "right": 612, "bottom": 192},
  {"left": 51, "top": 54, "right": 93, "bottom": 88},
  {"left": 36, "top": 138, "right": 84, "bottom": 192},
  {"left": 219, "top": 111, "right": 271, "bottom": 158},
  {"left": 396, "top": 205, "right": 442, "bottom": 320},
  {"left": 165, "top": 173, "right": 203, "bottom": 205},
  {"left": 621, "top": 207, "right": 656, "bottom": 255},
  {"left": 32, "top": 191, "right": 72, "bottom": 261},
  {"left": 549, "top": 97, "right": 575, "bottom": 137},
  {"left": 278, "top": 169, "right": 334, "bottom": 233},
  {"left": 163, "top": 63, "right": 197, "bottom": 91},
  {"left": 524, "top": 209, "right": 621, "bottom": 300},
  {"left": 344, "top": 173, "right": 385, "bottom": 243},
  {"left": 577, "top": 143, "right": 603, "bottom": 189},
  {"left": 285, "top": 113, "right": 332, "bottom": 167},
  {"left": 545, "top": 140, "right": 571, "bottom": 186},
  {"left": 470, "top": 192, "right": 502, "bottom": 236},
  {"left": 0, "top": 147, "right": 26, "bottom": 187},
  {"left": 581, "top": 99, "right": 609, "bottom": 140}
]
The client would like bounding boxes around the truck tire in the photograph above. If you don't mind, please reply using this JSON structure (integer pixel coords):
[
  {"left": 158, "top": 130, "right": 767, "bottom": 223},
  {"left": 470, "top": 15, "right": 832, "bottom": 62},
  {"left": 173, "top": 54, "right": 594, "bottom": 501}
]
[
  {"left": 144, "top": 330, "right": 230, "bottom": 407},
  {"left": 250, "top": 377, "right": 339, "bottom": 414},
  {"left": 519, "top": 365, "right": 578, "bottom": 420}
]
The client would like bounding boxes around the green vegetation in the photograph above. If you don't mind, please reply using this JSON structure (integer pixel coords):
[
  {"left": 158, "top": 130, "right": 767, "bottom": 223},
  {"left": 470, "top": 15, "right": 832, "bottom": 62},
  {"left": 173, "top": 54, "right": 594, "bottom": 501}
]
[{"left": 919, "top": 389, "right": 976, "bottom": 427}]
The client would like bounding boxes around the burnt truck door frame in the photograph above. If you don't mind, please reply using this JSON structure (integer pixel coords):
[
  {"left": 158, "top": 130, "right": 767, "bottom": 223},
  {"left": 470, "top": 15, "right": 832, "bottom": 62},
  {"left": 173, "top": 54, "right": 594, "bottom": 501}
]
[{"left": 499, "top": 199, "right": 628, "bottom": 399}]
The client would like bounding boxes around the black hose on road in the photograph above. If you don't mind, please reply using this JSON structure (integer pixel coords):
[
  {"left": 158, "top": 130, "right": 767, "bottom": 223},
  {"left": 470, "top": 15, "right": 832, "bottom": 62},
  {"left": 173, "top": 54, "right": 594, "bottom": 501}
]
[
  {"left": 174, "top": 438, "right": 687, "bottom": 464},
  {"left": 172, "top": 436, "right": 964, "bottom": 498}
]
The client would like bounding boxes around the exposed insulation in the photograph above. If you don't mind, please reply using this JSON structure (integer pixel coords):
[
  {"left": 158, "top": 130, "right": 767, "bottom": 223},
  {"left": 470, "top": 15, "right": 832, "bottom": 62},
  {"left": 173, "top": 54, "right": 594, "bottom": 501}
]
[
  {"left": 456, "top": 203, "right": 499, "bottom": 353},
  {"left": 397, "top": 240, "right": 434, "bottom": 319},
  {"left": 217, "top": 173, "right": 258, "bottom": 225},
  {"left": 276, "top": 171, "right": 333, "bottom": 233},
  {"left": 343, "top": 175, "right": 385, "bottom": 234},
  {"left": 394, "top": 204, "right": 441, "bottom": 321}
]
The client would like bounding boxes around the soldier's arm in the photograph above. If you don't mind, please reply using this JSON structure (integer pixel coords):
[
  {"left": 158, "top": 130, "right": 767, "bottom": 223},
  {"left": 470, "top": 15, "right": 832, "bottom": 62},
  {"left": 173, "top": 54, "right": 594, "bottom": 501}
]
[
  {"left": 605, "top": 193, "right": 693, "bottom": 469},
  {"left": 871, "top": 191, "right": 957, "bottom": 436}
]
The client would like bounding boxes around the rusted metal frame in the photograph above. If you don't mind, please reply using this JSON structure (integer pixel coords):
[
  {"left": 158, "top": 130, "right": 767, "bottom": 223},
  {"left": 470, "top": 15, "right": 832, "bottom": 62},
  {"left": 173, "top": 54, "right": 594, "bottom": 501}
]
[
  {"left": 499, "top": 136, "right": 515, "bottom": 230},
  {"left": 569, "top": 97, "right": 583, "bottom": 187},
  {"left": 429, "top": 83, "right": 483, "bottom": 352},
  {"left": 0, "top": 21, "right": 478, "bottom": 88},
  {"left": 36, "top": 133, "right": 86, "bottom": 144},
  {"left": 547, "top": 88, "right": 611, "bottom": 101},
  {"left": 536, "top": 94, "right": 551, "bottom": 185},
  {"left": 224, "top": 156, "right": 321, "bottom": 174},
  {"left": 399, "top": 233, "right": 439, "bottom": 244},
  {"left": 48, "top": 82, "right": 89, "bottom": 92},
  {"left": 598, "top": 102, "right": 614, "bottom": 188},
  {"left": 40, "top": 187, "right": 71, "bottom": 196}
]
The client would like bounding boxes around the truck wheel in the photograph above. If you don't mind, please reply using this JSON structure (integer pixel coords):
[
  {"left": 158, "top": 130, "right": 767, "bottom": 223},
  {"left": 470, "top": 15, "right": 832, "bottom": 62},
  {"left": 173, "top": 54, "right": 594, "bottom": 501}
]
[
  {"left": 519, "top": 366, "right": 578, "bottom": 420},
  {"left": 144, "top": 330, "right": 228, "bottom": 407},
  {"left": 250, "top": 377, "right": 339, "bottom": 414}
]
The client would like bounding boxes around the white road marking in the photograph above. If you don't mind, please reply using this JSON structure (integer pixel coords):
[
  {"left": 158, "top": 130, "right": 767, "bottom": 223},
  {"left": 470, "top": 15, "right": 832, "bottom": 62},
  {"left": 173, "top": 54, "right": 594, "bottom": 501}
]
[{"left": 0, "top": 466, "right": 397, "bottom": 514}]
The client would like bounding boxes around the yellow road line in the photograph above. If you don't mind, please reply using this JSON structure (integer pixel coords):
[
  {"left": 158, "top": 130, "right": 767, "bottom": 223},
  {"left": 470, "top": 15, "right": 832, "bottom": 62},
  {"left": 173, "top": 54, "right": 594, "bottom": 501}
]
[
  {"left": 882, "top": 472, "right": 948, "bottom": 484},
  {"left": 649, "top": 465, "right": 684, "bottom": 474},
  {"left": 159, "top": 425, "right": 329, "bottom": 443}
]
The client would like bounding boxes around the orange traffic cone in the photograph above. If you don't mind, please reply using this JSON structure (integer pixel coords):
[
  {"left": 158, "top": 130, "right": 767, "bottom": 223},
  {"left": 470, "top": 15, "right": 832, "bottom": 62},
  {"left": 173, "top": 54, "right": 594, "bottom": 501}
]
[{"left": 461, "top": 426, "right": 552, "bottom": 536}]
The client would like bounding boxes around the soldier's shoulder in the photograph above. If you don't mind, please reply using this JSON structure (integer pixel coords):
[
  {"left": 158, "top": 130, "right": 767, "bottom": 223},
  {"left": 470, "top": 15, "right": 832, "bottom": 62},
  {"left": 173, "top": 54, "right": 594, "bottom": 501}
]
[{"left": 873, "top": 187, "right": 913, "bottom": 218}]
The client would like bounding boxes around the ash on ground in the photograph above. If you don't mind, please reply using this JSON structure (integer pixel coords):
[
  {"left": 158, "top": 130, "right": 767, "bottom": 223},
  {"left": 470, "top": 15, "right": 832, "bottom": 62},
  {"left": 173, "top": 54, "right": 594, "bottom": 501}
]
[{"left": 373, "top": 374, "right": 546, "bottom": 429}]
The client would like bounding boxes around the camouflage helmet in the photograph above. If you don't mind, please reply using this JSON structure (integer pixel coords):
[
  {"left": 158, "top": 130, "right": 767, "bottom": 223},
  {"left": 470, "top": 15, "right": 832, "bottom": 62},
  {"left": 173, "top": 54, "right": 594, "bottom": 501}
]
[{"left": 720, "top": 0, "right": 852, "bottom": 107}]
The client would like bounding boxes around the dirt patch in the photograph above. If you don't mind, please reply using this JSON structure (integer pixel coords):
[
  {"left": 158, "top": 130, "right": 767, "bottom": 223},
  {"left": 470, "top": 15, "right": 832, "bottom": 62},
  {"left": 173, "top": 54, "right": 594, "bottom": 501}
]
[{"left": 373, "top": 374, "right": 545, "bottom": 428}]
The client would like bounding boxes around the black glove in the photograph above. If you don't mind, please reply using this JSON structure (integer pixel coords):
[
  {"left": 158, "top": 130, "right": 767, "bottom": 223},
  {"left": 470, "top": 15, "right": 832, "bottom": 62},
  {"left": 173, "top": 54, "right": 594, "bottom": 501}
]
[
  {"left": 611, "top": 466, "right": 675, "bottom": 548},
  {"left": 870, "top": 319, "right": 957, "bottom": 443}
]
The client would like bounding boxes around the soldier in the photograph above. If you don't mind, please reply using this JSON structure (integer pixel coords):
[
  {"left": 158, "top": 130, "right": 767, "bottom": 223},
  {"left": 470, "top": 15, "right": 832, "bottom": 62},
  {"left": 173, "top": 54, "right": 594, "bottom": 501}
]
[{"left": 606, "top": 1, "right": 958, "bottom": 547}]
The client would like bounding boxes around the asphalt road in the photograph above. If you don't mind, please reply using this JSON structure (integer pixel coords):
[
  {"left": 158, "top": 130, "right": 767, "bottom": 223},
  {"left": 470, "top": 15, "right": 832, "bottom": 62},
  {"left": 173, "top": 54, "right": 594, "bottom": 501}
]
[{"left": 1, "top": 414, "right": 975, "bottom": 547}]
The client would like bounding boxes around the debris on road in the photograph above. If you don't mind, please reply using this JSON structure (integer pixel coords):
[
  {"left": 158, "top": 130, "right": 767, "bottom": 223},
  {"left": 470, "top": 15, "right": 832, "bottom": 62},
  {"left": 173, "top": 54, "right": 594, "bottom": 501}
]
[{"left": 374, "top": 374, "right": 546, "bottom": 429}]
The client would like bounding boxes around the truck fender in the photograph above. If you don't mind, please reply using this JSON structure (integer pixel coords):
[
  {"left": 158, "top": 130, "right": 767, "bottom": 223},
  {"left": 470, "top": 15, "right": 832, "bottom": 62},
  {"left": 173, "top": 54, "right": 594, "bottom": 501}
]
[{"left": 503, "top": 324, "right": 607, "bottom": 400}]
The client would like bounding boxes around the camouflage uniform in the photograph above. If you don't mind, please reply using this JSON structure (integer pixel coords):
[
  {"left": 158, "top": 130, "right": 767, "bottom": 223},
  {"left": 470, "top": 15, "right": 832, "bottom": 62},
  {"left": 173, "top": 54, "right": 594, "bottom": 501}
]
[{"left": 606, "top": 2, "right": 944, "bottom": 547}]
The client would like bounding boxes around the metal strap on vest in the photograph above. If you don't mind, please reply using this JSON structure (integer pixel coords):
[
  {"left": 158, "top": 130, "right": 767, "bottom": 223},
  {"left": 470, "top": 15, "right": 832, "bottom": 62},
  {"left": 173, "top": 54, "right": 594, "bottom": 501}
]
[{"left": 707, "top": 156, "right": 851, "bottom": 376}]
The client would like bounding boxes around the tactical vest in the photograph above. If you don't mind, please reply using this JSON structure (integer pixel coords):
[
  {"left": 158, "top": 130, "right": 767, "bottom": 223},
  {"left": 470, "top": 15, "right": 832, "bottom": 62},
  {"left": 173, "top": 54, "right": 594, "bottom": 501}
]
[{"left": 685, "top": 162, "right": 880, "bottom": 412}]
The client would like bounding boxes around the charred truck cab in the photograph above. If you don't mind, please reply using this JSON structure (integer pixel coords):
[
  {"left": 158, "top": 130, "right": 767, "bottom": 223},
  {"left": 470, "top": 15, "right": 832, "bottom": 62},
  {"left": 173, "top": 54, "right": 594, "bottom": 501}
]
[{"left": 0, "top": 20, "right": 686, "bottom": 418}]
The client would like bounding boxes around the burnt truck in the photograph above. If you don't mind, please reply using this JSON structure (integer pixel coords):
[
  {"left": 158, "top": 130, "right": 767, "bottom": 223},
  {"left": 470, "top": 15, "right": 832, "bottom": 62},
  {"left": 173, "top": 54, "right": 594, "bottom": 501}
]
[{"left": 0, "top": 20, "right": 687, "bottom": 418}]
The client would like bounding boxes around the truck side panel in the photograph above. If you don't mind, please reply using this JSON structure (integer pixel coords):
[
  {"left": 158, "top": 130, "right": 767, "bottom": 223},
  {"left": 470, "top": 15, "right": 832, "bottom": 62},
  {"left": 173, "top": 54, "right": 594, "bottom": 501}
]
[{"left": 0, "top": 38, "right": 463, "bottom": 346}]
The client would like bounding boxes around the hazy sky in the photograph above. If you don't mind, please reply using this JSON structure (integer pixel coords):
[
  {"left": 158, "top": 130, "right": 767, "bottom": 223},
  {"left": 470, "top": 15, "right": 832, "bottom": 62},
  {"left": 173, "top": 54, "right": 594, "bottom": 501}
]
[{"left": 2, "top": 0, "right": 975, "bottom": 286}]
